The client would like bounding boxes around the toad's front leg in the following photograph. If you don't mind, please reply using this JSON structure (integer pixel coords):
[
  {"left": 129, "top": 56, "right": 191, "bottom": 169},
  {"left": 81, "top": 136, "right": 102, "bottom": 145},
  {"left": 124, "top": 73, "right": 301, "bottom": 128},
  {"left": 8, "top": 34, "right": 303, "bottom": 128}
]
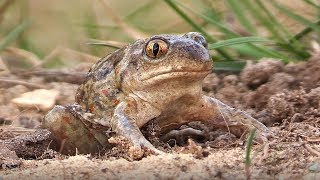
[
  {"left": 200, "top": 96, "right": 269, "bottom": 143},
  {"left": 111, "top": 100, "right": 162, "bottom": 154}
]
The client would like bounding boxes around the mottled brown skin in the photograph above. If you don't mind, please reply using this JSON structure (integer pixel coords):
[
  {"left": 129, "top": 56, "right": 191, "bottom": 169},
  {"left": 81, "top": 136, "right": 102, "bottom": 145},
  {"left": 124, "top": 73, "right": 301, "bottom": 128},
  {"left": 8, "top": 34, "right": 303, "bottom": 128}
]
[{"left": 43, "top": 32, "right": 268, "bottom": 154}]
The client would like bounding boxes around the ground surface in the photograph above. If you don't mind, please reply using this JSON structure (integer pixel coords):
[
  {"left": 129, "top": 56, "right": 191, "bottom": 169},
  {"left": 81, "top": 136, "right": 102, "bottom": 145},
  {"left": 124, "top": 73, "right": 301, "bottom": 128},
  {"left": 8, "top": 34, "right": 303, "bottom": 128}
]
[{"left": 0, "top": 54, "right": 320, "bottom": 179}]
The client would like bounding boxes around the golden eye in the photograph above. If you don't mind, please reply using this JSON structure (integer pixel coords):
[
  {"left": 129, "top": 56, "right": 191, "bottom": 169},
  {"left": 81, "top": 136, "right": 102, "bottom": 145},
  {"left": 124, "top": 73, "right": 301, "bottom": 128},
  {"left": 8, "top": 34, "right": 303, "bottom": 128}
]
[{"left": 145, "top": 40, "right": 168, "bottom": 58}]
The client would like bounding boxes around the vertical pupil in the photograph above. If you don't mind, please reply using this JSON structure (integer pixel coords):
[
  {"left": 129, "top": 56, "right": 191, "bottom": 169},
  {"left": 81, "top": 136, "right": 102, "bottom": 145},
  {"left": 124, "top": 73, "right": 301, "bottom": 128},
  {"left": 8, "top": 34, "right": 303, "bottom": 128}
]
[{"left": 153, "top": 43, "right": 159, "bottom": 57}]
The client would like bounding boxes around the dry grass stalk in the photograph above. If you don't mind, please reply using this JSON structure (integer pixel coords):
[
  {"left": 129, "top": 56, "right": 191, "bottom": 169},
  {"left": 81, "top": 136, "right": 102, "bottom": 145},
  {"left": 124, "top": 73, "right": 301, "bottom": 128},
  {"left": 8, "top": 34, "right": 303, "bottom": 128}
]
[
  {"left": 87, "top": 39, "right": 126, "bottom": 49},
  {"left": 0, "top": 55, "right": 10, "bottom": 73},
  {"left": 5, "top": 47, "right": 41, "bottom": 66},
  {"left": 0, "top": 78, "right": 45, "bottom": 89},
  {"left": 0, "top": 0, "right": 15, "bottom": 23},
  {"left": 33, "top": 46, "right": 99, "bottom": 69}
]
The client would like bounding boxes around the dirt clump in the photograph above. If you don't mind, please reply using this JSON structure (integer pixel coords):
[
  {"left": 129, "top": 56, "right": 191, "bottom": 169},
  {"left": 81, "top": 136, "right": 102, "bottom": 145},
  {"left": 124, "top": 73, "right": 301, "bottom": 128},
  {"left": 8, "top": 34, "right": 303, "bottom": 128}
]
[
  {"left": 266, "top": 88, "right": 320, "bottom": 123},
  {"left": 0, "top": 143, "right": 21, "bottom": 169},
  {"left": 244, "top": 72, "right": 296, "bottom": 110},
  {"left": 240, "top": 59, "right": 284, "bottom": 88},
  {"left": 2, "top": 129, "right": 53, "bottom": 159},
  {"left": 286, "top": 54, "right": 320, "bottom": 90}
]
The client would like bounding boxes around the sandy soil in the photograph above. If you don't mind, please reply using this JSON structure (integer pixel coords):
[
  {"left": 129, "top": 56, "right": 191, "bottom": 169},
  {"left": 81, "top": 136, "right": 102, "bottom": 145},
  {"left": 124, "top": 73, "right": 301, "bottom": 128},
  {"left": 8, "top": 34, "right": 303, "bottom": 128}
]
[{"left": 1, "top": 54, "right": 320, "bottom": 179}]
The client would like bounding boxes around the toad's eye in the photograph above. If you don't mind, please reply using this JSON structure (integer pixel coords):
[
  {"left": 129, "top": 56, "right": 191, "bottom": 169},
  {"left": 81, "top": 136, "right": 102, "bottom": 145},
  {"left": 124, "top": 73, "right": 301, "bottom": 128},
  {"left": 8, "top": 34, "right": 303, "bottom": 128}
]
[{"left": 145, "top": 39, "right": 168, "bottom": 59}]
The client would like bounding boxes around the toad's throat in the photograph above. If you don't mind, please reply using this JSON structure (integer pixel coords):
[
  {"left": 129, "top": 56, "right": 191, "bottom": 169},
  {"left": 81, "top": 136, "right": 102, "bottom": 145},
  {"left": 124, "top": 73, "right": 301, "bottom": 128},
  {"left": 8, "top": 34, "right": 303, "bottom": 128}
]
[{"left": 141, "top": 70, "right": 211, "bottom": 81}]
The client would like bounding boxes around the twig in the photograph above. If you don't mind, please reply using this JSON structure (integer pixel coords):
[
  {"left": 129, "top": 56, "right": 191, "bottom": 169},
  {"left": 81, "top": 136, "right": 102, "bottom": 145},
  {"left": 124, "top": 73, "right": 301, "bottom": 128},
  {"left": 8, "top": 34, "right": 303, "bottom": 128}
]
[
  {"left": 260, "top": 143, "right": 269, "bottom": 162},
  {"left": 304, "top": 143, "right": 320, "bottom": 157},
  {"left": 299, "top": 137, "right": 320, "bottom": 157},
  {"left": 46, "top": 140, "right": 53, "bottom": 151},
  {"left": 18, "top": 70, "right": 87, "bottom": 84},
  {"left": 59, "top": 139, "right": 67, "bottom": 153},
  {"left": 259, "top": 139, "right": 277, "bottom": 163},
  {"left": 1, "top": 126, "right": 36, "bottom": 133},
  {"left": 307, "top": 137, "right": 320, "bottom": 142},
  {"left": 299, "top": 134, "right": 320, "bottom": 142},
  {"left": 0, "top": 78, "right": 45, "bottom": 89}
]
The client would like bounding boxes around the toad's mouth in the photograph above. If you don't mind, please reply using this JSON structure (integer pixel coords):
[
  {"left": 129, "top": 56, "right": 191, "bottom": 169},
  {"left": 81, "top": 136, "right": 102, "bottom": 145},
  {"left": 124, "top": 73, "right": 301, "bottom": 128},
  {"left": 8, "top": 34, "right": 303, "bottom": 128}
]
[{"left": 140, "top": 69, "right": 212, "bottom": 82}]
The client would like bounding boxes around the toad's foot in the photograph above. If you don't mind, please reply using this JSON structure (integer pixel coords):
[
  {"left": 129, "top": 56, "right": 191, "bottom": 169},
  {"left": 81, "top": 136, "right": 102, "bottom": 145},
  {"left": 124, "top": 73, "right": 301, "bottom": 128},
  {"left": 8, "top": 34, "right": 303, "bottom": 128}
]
[
  {"left": 42, "top": 104, "right": 111, "bottom": 154},
  {"left": 202, "top": 96, "right": 270, "bottom": 144},
  {"left": 111, "top": 102, "right": 163, "bottom": 155},
  {"left": 130, "top": 136, "right": 164, "bottom": 155}
]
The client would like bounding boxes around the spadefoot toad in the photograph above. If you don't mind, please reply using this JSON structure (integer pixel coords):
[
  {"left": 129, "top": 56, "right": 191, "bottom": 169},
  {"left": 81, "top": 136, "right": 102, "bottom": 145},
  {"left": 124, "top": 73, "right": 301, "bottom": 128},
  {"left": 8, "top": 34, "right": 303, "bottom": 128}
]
[{"left": 43, "top": 32, "right": 268, "bottom": 154}]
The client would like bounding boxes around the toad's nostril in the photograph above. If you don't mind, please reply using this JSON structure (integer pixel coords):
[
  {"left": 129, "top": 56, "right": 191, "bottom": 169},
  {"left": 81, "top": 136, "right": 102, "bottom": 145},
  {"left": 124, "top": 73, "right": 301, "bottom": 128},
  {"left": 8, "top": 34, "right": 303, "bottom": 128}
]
[
  {"left": 183, "top": 32, "right": 208, "bottom": 49},
  {"left": 194, "top": 36, "right": 208, "bottom": 49},
  {"left": 182, "top": 44, "right": 211, "bottom": 63}
]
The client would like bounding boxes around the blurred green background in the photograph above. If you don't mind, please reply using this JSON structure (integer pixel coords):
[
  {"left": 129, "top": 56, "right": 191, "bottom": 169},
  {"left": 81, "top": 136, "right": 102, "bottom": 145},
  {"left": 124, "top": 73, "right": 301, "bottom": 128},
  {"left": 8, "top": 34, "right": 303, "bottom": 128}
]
[{"left": 0, "top": 0, "right": 319, "bottom": 70}]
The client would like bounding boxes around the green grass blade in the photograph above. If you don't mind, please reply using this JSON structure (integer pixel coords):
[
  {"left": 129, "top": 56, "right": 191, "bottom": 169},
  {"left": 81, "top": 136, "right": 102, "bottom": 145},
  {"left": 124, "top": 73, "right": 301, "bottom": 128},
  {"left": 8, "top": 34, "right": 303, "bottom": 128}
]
[
  {"left": 255, "top": 0, "right": 293, "bottom": 38},
  {"left": 245, "top": 128, "right": 256, "bottom": 166},
  {"left": 77, "top": 23, "right": 120, "bottom": 31},
  {"left": 208, "top": 37, "right": 271, "bottom": 50},
  {"left": 254, "top": 0, "right": 309, "bottom": 57},
  {"left": 231, "top": 44, "right": 289, "bottom": 61},
  {"left": 290, "top": 19, "right": 320, "bottom": 42},
  {"left": 164, "top": 0, "right": 233, "bottom": 60},
  {"left": 83, "top": 15, "right": 100, "bottom": 39},
  {"left": 244, "top": 0, "right": 309, "bottom": 59},
  {"left": 173, "top": 0, "right": 238, "bottom": 38},
  {"left": 163, "top": 0, "right": 209, "bottom": 37},
  {"left": 242, "top": 0, "right": 285, "bottom": 41},
  {"left": 193, "top": 0, "right": 223, "bottom": 23},
  {"left": 245, "top": 44, "right": 289, "bottom": 61},
  {"left": 213, "top": 60, "right": 246, "bottom": 72},
  {"left": 124, "top": 1, "right": 154, "bottom": 21},
  {"left": 269, "top": 0, "right": 320, "bottom": 34},
  {"left": 229, "top": 44, "right": 270, "bottom": 59},
  {"left": 172, "top": 0, "right": 289, "bottom": 60},
  {"left": 18, "top": 36, "right": 44, "bottom": 58},
  {"left": 226, "top": 0, "right": 256, "bottom": 34},
  {"left": 245, "top": 128, "right": 256, "bottom": 180},
  {"left": 208, "top": 36, "right": 290, "bottom": 62},
  {"left": 302, "top": 0, "right": 320, "bottom": 10},
  {"left": 0, "top": 21, "right": 30, "bottom": 52}
]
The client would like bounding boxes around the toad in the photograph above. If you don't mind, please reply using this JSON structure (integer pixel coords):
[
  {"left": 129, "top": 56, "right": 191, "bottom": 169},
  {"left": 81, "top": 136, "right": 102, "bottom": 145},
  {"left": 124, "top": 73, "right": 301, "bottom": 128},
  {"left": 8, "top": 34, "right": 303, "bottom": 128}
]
[{"left": 43, "top": 32, "right": 268, "bottom": 154}]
